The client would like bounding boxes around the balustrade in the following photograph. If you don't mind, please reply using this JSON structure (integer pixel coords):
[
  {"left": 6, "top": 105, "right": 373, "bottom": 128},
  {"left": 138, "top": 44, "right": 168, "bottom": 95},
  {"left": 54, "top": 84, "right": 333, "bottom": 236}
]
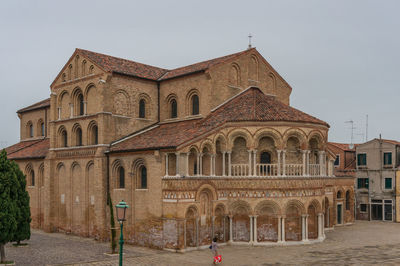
[
  {"left": 285, "top": 164, "right": 303, "bottom": 176},
  {"left": 309, "top": 164, "right": 320, "bottom": 176},
  {"left": 231, "top": 164, "right": 250, "bottom": 176},
  {"left": 256, "top": 163, "right": 278, "bottom": 176}
]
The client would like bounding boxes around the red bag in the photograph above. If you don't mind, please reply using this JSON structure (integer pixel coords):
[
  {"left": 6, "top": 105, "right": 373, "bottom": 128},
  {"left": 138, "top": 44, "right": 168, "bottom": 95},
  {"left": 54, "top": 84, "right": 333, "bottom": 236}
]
[{"left": 214, "top": 255, "right": 222, "bottom": 264}]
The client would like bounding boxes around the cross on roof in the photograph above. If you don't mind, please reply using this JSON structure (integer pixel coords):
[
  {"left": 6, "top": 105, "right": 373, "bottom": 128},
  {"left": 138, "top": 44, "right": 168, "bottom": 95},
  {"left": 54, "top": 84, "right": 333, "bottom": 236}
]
[{"left": 248, "top": 33, "right": 253, "bottom": 49}]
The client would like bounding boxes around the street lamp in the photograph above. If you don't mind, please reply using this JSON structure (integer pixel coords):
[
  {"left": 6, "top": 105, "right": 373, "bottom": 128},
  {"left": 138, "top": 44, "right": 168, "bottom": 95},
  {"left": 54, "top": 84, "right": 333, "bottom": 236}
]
[{"left": 115, "top": 200, "right": 129, "bottom": 266}]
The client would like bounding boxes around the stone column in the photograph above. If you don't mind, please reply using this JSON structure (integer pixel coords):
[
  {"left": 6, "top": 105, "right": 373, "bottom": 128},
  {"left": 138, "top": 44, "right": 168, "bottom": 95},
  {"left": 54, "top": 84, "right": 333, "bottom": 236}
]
[
  {"left": 222, "top": 152, "right": 226, "bottom": 176},
  {"left": 318, "top": 213, "right": 324, "bottom": 240},
  {"left": 199, "top": 153, "right": 203, "bottom": 176},
  {"left": 277, "top": 150, "right": 282, "bottom": 176},
  {"left": 196, "top": 154, "right": 200, "bottom": 176},
  {"left": 307, "top": 151, "right": 311, "bottom": 176},
  {"left": 281, "top": 216, "right": 286, "bottom": 242},
  {"left": 227, "top": 151, "right": 232, "bottom": 176},
  {"left": 277, "top": 216, "right": 282, "bottom": 242},
  {"left": 184, "top": 220, "right": 187, "bottom": 249},
  {"left": 175, "top": 152, "right": 180, "bottom": 177},
  {"left": 249, "top": 215, "right": 253, "bottom": 243},
  {"left": 248, "top": 150, "right": 252, "bottom": 176},
  {"left": 229, "top": 215, "right": 233, "bottom": 243},
  {"left": 318, "top": 151, "right": 324, "bottom": 176},
  {"left": 302, "top": 215, "right": 305, "bottom": 240},
  {"left": 322, "top": 213, "right": 326, "bottom": 237},
  {"left": 302, "top": 150, "right": 307, "bottom": 176},
  {"left": 165, "top": 153, "right": 169, "bottom": 176},
  {"left": 210, "top": 154, "right": 214, "bottom": 176},
  {"left": 196, "top": 217, "right": 200, "bottom": 247},
  {"left": 282, "top": 150, "right": 286, "bottom": 176},
  {"left": 186, "top": 153, "right": 189, "bottom": 176},
  {"left": 305, "top": 214, "right": 309, "bottom": 241},
  {"left": 253, "top": 215, "right": 258, "bottom": 244},
  {"left": 211, "top": 216, "right": 216, "bottom": 239},
  {"left": 253, "top": 150, "right": 257, "bottom": 176}
]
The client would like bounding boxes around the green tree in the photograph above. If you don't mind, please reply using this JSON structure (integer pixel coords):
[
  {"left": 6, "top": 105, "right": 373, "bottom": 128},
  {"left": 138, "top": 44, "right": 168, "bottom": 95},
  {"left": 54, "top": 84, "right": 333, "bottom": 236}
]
[
  {"left": 0, "top": 150, "right": 19, "bottom": 263},
  {"left": 12, "top": 161, "right": 31, "bottom": 245},
  {"left": 108, "top": 193, "right": 117, "bottom": 253}
]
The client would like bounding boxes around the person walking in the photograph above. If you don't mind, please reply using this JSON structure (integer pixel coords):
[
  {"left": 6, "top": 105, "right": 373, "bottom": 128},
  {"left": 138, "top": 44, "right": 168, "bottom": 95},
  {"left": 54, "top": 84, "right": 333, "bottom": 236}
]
[{"left": 210, "top": 237, "right": 221, "bottom": 264}]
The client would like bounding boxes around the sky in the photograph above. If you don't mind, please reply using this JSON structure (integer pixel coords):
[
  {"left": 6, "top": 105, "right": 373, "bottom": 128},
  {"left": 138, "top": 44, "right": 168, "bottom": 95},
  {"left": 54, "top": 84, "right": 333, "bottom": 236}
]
[{"left": 0, "top": 0, "right": 399, "bottom": 148}]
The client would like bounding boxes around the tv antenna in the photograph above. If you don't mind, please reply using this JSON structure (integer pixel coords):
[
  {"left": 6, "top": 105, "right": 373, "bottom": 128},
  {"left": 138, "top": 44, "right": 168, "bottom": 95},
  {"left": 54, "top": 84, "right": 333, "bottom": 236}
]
[
  {"left": 345, "top": 120, "right": 356, "bottom": 148},
  {"left": 248, "top": 33, "right": 253, "bottom": 49}
]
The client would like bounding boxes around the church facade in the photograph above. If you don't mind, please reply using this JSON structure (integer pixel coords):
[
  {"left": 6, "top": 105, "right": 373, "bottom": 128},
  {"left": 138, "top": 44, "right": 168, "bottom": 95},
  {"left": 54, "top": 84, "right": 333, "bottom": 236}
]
[{"left": 6, "top": 47, "right": 354, "bottom": 250}]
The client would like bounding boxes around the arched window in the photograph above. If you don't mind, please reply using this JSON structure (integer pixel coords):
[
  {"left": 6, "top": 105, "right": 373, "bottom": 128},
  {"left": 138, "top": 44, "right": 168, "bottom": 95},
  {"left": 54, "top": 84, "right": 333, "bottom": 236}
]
[
  {"left": 118, "top": 167, "right": 125, "bottom": 188},
  {"left": 140, "top": 166, "right": 147, "bottom": 189},
  {"left": 171, "top": 99, "right": 177, "bottom": 118},
  {"left": 337, "top": 190, "right": 342, "bottom": 199},
  {"left": 191, "top": 95, "right": 199, "bottom": 115},
  {"left": 78, "top": 94, "right": 84, "bottom": 116},
  {"left": 345, "top": 191, "right": 350, "bottom": 210},
  {"left": 260, "top": 152, "right": 271, "bottom": 164},
  {"left": 29, "top": 123, "right": 33, "bottom": 138},
  {"left": 76, "top": 128, "right": 82, "bottom": 146},
  {"left": 62, "top": 130, "right": 68, "bottom": 147},
  {"left": 29, "top": 169, "right": 35, "bottom": 186},
  {"left": 139, "top": 99, "right": 146, "bottom": 118},
  {"left": 40, "top": 122, "right": 45, "bottom": 136},
  {"left": 93, "top": 125, "right": 98, "bottom": 145}
]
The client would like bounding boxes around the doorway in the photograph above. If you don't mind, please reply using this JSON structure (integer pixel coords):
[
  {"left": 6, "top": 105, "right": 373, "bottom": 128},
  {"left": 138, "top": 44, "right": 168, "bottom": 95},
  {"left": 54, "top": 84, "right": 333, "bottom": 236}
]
[{"left": 337, "top": 204, "right": 342, "bottom": 224}]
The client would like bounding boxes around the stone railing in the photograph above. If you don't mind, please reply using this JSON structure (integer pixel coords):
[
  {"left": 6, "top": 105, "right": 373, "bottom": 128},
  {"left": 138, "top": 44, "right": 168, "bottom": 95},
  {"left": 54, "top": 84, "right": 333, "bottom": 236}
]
[
  {"left": 309, "top": 164, "right": 320, "bottom": 176},
  {"left": 231, "top": 164, "right": 250, "bottom": 176},
  {"left": 256, "top": 163, "right": 278, "bottom": 176},
  {"left": 285, "top": 164, "right": 303, "bottom": 176}
]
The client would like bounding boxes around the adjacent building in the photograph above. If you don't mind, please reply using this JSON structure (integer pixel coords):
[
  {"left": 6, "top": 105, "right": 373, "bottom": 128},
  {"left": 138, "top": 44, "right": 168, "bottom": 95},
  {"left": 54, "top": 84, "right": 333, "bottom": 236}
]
[
  {"left": 327, "top": 142, "right": 356, "bottom": 178},
  {"left": 5, "top": 48, "right": 354, "bottom": 250},
  {"left": 355, "top": 138, "right": 400, "bottom": 221}
]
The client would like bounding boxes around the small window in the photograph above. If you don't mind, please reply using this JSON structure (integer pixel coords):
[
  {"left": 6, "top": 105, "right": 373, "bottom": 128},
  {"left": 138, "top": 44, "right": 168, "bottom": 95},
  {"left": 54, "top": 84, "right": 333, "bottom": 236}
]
[
  {"left": 30, "top": 170, "right": 35, "bottom": 187},
  {"left": 93, "top": 125, "right": 98, "bottom": 145},
  {"left": 357, "top": 154, "right": 367, "bottom": 166},
  {"left": 357, "top": 178, "right": 369, "bottom": 189},
  {"left": 337, "top": 190, "right": 342, "bottom": 199},
  {"left": 385, "top": 178, "right": 392, "bottom": 189},
  {"left": 62, "top": 130, "right": 68, "bottom": 147},
  {"left": 76, "top": 128, "right": 82, "bottom": 146},
  {"left": 139, "top": 99, "right": 146, "bottom": 118},
  {"left": 41, "top": 122, "right": 45, "bottom": 136},
  {"left": 171, "top": 99, "right": 177, "bottom": 118},
  {"left": 140, "top": 166, "right": 147, "bottom": 189},
  {"left": 383, "top": 152, "right": 392, "bottom": 165},
  {"left": 360, "top": 204, "right": 367, "bottom": 213},
  {"left": 29, "top": 124, "right": 33, "bottom": 138},
  {"left": 118, "top": 167, "right": 125, "bottom": 189},
  {"left": 78, "top": 94, "right": 84, "bottom": 116},
  {"left": 191, "top": 95, "right": 199, "bottom": 115},
  {"left": 334, "top": 155, "right": 340, "bottom": 166}
]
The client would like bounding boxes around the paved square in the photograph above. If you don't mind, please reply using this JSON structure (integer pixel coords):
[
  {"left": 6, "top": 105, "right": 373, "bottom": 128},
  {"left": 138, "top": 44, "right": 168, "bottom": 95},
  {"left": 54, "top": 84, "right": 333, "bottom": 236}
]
[{"left": 5, "top": 221, "right": 400, "bottom": 265}]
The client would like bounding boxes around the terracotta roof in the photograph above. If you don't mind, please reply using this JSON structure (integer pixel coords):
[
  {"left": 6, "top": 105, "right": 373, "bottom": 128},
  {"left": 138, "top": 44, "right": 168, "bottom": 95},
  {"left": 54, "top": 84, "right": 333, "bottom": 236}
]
[
  {"left": 5, "top": 138, "right": 49, "bottom": 160},
  {"left": 327, "top": 142, "right": 356, "bottom": 151},
  {"left": 110, "top": 87, "right": 328, "bottom": 152},
  {"left": 17, "top": 98, "right": 50, "bottom": 113},
  {"left": 76, "top": 48, "right": 253, "bottom": 81},
  {"left": 77, "top": 49, "right": 168, "bottom": 80},
  {"left": 381, "top": 139, "right": 400, "bottom": 145},
  {"left": 159, "top": 49, "right": 252, "bottom": 80},
  {"left": 5, "top": 139, "right": 42, "bottom": 155}
]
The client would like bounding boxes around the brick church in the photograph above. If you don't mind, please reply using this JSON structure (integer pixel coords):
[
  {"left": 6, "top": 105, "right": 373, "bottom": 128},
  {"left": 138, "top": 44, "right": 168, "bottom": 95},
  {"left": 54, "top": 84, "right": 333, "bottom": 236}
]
[{"left": 6, "top": 47, "right": 354, "bottom": 250}]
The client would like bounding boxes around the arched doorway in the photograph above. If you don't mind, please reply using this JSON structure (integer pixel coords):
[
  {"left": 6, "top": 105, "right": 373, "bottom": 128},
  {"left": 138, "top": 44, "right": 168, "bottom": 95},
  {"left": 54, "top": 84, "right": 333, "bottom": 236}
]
[
  {"left": 256, "top": 204, "right": 279, "bottom": 242},
  {"left": 307, "top": 205, "right": 318, "bottom": 239},
  {"left": 285, "top": 205, "right": 302, "bottom": 241},
  {"left": 324, "top": 197, "right": 330, "bottom": 228},
  {"left": 185, "top": 207, "right": 198, "bottom": 248},
  {"left": 198, "top": 189, "right": 212, "bottom": 245},
  {"left": 214, "top": 205, "right": 228, "bottom": 242}
]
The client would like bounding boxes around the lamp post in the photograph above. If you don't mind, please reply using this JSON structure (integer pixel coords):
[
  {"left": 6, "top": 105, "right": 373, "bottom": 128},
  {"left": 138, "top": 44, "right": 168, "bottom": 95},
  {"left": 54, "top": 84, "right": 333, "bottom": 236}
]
[{"left": 115, "top": 200, "right": 129, "bottom": 266}]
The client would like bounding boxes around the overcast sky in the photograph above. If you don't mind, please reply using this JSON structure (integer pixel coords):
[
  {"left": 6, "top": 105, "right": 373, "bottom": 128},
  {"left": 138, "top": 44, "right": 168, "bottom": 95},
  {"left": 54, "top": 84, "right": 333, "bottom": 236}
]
[{"left": 1, "top": 0, "right": 399, "bottom": 148}]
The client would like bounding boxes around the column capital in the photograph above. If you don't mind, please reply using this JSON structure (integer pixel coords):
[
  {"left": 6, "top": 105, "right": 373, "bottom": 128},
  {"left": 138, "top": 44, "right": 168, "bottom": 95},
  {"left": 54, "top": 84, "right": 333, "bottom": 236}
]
[
  {"left": 175, "top": 152, "right": 180, "bottom": 156},
  {"left": 301, "top": 150, "right": 309, "bottom": 154},
  {"left": 228, "top": 215, "right": 233, "bottom": 219},
  {"left": 318, "top": 150, "right": 325, "bottom": 155},
  {"left": 276, "top": 149, "right": 282, "bottom": 153},
  {"left": 252, "top": 149, "right": 257, "bottom": 154},
  {"left": 301, "top": 214, "right": 307, "bottom": 218}
]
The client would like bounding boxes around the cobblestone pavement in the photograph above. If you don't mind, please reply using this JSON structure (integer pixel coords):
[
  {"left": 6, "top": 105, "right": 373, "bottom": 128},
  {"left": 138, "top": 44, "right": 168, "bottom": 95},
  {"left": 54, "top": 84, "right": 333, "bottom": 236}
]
[{"left": 5, "top": 221, "right": 400, "bottom": 265}]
